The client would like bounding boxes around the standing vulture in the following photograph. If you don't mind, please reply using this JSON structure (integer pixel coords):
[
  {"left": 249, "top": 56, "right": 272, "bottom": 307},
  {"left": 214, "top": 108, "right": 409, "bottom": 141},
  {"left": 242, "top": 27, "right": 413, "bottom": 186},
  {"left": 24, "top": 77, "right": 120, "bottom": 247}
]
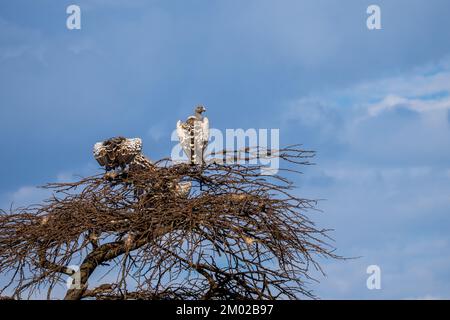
[{"left": 176, "top": 105, "right": 209, "bottom": 165}]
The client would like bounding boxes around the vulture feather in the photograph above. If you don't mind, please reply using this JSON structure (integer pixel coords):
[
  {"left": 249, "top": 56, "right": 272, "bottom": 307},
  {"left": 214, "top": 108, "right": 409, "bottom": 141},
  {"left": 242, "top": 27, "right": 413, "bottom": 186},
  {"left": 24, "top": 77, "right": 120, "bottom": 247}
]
[{"left": 176, "top": 105, "right": 209, "bottom": 165}]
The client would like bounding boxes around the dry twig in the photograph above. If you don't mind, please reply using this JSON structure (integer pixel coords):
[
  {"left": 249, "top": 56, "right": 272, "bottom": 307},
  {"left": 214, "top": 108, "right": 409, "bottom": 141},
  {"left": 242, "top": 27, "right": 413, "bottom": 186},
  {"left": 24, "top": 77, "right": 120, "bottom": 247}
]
[{"left": 0, "top": 146, "right": 340, "bottom": 300}]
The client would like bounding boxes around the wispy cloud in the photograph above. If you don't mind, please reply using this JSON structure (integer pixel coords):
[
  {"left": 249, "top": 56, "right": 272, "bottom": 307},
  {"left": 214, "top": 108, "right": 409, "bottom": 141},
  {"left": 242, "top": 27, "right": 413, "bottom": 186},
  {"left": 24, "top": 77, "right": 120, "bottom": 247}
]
[
  {"left": 1, "top": 0, "right": 450, "bottom": 299},
  {"left": 0, "top": 18, "right": 46, "bottom": 63},
  {"left": 282, "top": 57, "right": 450, "bottom": 299},
  {"left": 1, "top": 163, "right": 98, "bottom": 210}
]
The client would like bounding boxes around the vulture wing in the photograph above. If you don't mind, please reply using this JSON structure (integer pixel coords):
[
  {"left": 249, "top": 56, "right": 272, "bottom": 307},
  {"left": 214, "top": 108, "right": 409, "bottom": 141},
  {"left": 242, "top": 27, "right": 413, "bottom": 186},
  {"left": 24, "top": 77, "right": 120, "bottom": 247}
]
[
  {"left": 201, "top": 117, "right": 210, "bottom": 144},
  {"left": 93, "top": 137, "right": 142, "bottom": 169},
  {"left": 93, "top": 142, "right": 108, "bottom": 167},
  {"left": 116, "top": 138, "right": 142, "bottom": 165},
  {"left": 176, "top": 120, "right": 192, "bottom": 162},
  {"left": 193, "top": 118, "right": 209, "bottom": 165}
]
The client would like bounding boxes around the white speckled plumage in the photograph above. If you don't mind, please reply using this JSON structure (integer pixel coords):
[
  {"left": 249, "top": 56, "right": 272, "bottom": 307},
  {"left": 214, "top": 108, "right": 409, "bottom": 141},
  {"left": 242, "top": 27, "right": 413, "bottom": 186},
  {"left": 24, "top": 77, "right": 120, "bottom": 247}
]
[
  {"left": 93, "top": 136, "right": 191, "bottom": 199},
  {"left": 176, "top": 105, "right": 209, "bottom": 165},
  {"left": 93, "top": 137, "right": 149, "bottom": 170}
]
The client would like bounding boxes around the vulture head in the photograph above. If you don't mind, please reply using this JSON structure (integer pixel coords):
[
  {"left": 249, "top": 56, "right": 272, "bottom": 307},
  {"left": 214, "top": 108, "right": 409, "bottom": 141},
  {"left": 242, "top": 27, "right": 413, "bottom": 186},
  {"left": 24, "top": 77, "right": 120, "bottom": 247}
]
[{"left": 195, "top": 105, "right": 206, "bottom": 114}]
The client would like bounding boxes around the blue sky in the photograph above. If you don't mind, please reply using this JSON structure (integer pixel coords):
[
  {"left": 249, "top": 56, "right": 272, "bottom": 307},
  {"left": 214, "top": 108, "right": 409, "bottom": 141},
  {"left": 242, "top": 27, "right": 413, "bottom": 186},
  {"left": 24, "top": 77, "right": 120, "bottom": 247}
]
[{"left": 1, "top": 0, "right": 450, "bottom": 299}]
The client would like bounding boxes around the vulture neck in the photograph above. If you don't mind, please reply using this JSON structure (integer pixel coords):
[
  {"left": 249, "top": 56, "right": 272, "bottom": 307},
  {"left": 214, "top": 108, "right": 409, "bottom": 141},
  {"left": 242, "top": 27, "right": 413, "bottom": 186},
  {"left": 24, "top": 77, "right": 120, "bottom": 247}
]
[{"left": 194, "top": 112, "right": 203, "bottom": 121}]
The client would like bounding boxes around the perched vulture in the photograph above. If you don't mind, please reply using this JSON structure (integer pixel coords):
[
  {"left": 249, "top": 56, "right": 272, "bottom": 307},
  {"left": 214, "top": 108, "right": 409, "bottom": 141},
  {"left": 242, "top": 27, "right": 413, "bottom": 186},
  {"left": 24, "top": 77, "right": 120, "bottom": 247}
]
[
  {"left": 93, "top": 137, "right": 153, "bottom": 171},
  {"left": 176, "top": 105, "right": 209, "bottom": 165},
  {"left": 93, "top": 136, "right": 191, "bottom": 197}
]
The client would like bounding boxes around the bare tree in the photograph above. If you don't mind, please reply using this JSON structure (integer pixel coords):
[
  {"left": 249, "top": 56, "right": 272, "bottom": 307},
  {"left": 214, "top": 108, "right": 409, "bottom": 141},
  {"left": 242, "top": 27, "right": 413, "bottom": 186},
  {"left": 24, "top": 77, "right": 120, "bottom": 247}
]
[{"left": 0, "top": 146, "right": 340, "bottom": 300}]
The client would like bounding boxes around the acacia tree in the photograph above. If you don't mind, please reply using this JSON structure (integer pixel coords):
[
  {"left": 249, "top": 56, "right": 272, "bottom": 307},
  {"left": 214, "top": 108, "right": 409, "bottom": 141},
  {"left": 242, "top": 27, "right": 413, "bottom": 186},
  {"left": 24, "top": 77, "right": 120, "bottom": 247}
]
[{"left": 0, "top": 146, "right": 339, "bottom": 300}]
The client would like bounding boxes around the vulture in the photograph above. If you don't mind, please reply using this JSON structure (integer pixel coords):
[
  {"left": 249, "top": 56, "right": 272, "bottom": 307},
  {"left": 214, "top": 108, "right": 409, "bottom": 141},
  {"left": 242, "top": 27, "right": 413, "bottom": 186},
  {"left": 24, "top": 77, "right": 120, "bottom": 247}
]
[
  {"left": 176, "top": 105, "right": 209, "bottom": 165},
  {"left": 93, "top": 136, "right": 191, "bottom": 197},
  {"left": 93, "top": 136, "right": 153, "bottom": 172}
]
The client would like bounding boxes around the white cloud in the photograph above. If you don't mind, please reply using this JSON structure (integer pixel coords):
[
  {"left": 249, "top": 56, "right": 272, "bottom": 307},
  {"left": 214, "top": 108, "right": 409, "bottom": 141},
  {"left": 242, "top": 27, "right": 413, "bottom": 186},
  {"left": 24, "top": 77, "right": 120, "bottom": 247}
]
[
  {"left": 67, "top": 38, "right": 100, "bottom": 56},
  {"left": 283, "top": 57, "right": 450, "bottom": 166},
  {"left": 368, "top": 94, "right": 450, "bottom": 117},
  {"left": 147, "top": 124, "right": 167, "bottom": 142},
  {"left": 287, "top": 55, "right": 450, "bottom": 116},
  {"left": 0, "top": 186, "right": 51, "bottom": 210},
  {"left": 311, "top": 237, "right": 450, "bottom": 299},
  {"left": 283, "top": 57, "right": 450, "bottom": 299},
  {"left": 0, "top": 18, "right": 47, "bottom": 63},
  {"left": 1, "top": 163, "right": 99, "bottom": 210}
]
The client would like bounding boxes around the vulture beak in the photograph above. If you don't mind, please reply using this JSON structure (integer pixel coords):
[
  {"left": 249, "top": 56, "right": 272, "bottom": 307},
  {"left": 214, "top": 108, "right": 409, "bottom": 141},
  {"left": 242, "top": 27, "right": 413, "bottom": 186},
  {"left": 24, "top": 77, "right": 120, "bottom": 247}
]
[{"left": 196, "top": 105, "right": 206, "bottom": 113}]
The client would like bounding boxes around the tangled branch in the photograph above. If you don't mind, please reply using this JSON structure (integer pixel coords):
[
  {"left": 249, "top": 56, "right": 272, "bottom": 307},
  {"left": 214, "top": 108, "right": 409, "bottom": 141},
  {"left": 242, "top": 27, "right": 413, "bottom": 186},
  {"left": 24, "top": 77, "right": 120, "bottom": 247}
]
[{"left": 0, "top": 146, "right": 340, "bottom": 300}]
